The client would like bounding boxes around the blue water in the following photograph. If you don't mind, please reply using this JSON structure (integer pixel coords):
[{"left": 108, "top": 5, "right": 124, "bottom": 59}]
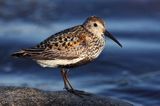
[{"left": 0, "top": 0, "right": 160, "bottom": 106}]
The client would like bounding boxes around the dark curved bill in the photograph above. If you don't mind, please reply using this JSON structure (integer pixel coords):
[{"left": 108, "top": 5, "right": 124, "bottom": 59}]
[{"left": 105, "top": 31, "right": 122, "bottom": 48}]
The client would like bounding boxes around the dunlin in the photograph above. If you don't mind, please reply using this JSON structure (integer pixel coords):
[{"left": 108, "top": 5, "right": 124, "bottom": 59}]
[{"left": 12, "top": 16, "right": 122, "bottom": 94}]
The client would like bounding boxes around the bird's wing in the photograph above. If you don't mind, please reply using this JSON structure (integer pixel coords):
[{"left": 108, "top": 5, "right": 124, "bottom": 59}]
[{"left": 22, "top": 25, "right": 91, "bottom": 60}]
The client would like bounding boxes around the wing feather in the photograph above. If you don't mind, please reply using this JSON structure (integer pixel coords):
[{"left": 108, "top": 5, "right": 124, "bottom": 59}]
[{"left": 15, "top": 25, "right": 91, "bottom": 60}]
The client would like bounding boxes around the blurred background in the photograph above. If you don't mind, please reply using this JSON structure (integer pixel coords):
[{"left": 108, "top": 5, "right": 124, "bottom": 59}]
[{"left": 0, "top": 0, "right": 160, "bottom": 105}]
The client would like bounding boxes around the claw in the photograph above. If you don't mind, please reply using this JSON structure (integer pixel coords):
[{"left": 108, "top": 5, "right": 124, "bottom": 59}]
[{"left": 66, "top": 89, "right": 91, "bottom": 97}]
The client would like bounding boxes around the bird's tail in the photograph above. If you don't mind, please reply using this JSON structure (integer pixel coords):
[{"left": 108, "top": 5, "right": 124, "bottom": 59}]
[
  {"left": 11, "top": 48, "right": 44, "bottom": 58},
  {"left": 11, "top": 50, "right": 31, "bottom": 58}
]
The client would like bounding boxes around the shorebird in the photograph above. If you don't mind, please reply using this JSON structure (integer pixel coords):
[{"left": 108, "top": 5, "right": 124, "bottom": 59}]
[{"left": 12, "top": 16, "right": 122, "bottom": 94}]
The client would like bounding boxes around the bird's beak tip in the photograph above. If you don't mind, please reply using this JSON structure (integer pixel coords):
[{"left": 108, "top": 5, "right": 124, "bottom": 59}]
[{"left": 104, "top": 30, "right": 122, "bottom": 48}]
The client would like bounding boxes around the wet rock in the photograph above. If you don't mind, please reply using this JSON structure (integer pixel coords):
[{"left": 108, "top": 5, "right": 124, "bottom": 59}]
[{"left": 0, "top": 86, "right": 133, "bottom": 106}]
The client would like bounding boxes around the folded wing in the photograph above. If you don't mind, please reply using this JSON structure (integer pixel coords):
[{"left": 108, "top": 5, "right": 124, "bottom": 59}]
[{"left": 12, "top": 25, "right": 90, "bottom": 60}]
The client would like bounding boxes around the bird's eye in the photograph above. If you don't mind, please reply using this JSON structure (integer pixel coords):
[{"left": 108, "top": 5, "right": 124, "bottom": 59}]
[{"left": 93, "top": 23, "right": 98, "bottom": 27}]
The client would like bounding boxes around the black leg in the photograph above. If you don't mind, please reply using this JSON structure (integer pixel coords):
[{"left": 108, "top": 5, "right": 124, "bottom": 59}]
[
  {"left": 61, "top": 68, "right": 69, "bottom": 90},
  {"left": 64, "top": 69, "right": 74, "bottom": 90},
  {"left": 60, "top": 68, "right": 90, "bottom": 97}
]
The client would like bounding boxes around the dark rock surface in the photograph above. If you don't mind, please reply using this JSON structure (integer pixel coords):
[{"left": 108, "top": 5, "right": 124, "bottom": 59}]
[{"left": 0, "top": 86, "right": 133, "bottom": 106}]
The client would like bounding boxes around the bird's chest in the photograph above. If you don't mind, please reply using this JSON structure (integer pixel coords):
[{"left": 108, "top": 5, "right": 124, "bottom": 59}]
[{"left": 86, "top": 35, "right": 105, "bottom": 59}]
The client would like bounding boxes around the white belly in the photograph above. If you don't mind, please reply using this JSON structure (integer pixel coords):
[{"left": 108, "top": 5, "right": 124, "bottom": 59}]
[{"left": 36, "top": 57, "right": 84, "bottom": 68}]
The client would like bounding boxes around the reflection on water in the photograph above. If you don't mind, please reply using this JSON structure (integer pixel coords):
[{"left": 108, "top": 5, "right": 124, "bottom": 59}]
[{"left": 0, "top": 0, "right": 160, "bottom": 106}]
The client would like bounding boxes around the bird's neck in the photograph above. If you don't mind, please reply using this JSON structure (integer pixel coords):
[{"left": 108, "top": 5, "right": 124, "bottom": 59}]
[{"left": 86, "top": 33, "right": 105, "bottom": 59}]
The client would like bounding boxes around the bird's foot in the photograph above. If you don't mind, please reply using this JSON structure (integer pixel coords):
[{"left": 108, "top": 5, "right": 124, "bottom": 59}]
[{"left": 65, "top": 88, "right": 91, "bottom": 97}]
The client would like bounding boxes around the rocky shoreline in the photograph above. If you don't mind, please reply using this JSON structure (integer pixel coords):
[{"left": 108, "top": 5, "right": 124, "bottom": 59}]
[{"left": 0, "top": 86, "right": 133, "bottom": 106}]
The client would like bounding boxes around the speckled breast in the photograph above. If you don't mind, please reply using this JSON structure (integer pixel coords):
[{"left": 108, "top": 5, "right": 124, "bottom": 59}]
[{"left": 60, "top": 35, "right": 106, "bottom": 68}]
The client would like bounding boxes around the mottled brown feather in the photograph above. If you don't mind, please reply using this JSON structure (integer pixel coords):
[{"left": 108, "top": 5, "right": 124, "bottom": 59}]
[{"left": 17, "top": 25, "right": 93, "bottom": 60}]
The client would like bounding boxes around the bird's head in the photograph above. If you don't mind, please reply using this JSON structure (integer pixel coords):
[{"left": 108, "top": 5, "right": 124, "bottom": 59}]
[{"left": 83, "top": 16, "right": 122, "bottom": 48}]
